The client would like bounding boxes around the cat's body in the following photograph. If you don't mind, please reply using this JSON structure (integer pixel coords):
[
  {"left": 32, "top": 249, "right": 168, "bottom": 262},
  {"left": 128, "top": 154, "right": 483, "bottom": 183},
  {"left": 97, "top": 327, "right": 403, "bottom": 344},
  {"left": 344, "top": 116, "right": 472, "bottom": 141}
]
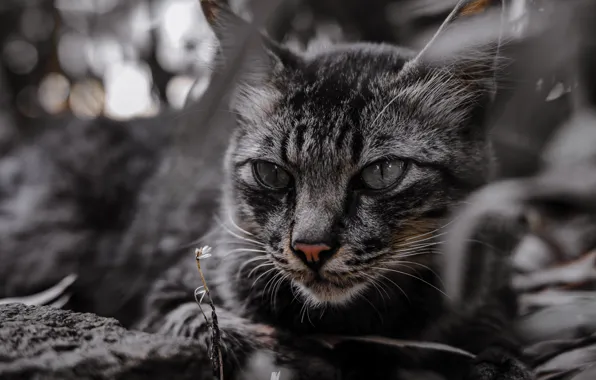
[{"left": 136, "top": 1, "right": 534, "bottom": 379}]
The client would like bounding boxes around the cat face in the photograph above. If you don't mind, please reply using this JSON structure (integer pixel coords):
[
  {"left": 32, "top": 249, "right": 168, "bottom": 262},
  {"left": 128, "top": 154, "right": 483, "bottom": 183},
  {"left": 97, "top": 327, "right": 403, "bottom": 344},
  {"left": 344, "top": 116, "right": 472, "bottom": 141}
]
[
  {"left": 224, "top": 44, "right": 498, "bottom": 305},
  {"left": 206, "top": 1, "right": 504, "bottom": 306}
]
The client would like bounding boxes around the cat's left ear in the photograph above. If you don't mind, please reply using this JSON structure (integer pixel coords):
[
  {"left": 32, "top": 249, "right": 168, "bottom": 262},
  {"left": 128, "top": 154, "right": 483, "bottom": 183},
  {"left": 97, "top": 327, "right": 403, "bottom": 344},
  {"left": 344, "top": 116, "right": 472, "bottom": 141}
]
[
  {"left": 199, "top": 0, "right": 294, "bottom": 87},
  {"left": 414, "top": 0, "right": 508, "bottom": 96}
]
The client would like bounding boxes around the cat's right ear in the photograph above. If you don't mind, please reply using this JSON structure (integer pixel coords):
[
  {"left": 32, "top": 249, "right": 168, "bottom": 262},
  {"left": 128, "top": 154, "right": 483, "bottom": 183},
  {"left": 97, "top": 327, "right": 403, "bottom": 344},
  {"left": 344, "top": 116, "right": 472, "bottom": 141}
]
[
  {"left": 412, "top": 0, "right": 508, "bottom": 97},
  {"left": 199, "top": 0, "right": 292, "bottom": 87}
]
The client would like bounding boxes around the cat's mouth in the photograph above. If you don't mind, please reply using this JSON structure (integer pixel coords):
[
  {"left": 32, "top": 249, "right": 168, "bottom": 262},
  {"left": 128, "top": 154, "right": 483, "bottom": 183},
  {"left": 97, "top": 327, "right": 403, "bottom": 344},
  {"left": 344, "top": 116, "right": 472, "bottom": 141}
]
[{"left": 294, "top": 273, "right": 367, "bottom": 305}]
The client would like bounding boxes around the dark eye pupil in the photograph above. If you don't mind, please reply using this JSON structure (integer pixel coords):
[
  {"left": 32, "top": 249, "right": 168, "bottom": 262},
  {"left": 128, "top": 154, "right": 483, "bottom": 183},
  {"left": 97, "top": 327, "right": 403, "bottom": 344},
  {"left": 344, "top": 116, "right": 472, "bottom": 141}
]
[
  {"left": 255, "top": 161, "right": 290, "bottom": 189},
  {"left": 361, "top": 159, "right": 404, "bottom": 190}
]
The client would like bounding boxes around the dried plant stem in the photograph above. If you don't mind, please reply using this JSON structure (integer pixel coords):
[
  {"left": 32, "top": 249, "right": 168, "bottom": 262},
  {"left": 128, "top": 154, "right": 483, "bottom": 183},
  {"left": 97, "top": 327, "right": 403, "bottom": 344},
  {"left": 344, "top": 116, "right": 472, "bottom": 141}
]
[{"left": 195, "top": 246, "right": 224, "bottom": 380}]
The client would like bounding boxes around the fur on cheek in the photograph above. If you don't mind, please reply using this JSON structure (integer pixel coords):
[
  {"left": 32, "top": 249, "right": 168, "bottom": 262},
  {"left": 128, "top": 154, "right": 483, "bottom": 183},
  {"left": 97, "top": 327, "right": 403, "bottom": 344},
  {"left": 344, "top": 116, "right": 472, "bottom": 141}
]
[
  {"left": 280, "top": 235, "right": 300, "bottom": 267},
  {"left": 388, "top": 218, "right": 444, "bottom": 263}
]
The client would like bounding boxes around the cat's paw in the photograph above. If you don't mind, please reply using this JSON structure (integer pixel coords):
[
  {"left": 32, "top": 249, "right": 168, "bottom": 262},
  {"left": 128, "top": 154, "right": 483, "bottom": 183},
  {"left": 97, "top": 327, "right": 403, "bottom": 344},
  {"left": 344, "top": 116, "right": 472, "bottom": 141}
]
[
  {"left": 244, "top": 322, "right": 278, "bottom": 348},
  {"left": 466, "top": 347, "right": 534, "bottom": 380}
]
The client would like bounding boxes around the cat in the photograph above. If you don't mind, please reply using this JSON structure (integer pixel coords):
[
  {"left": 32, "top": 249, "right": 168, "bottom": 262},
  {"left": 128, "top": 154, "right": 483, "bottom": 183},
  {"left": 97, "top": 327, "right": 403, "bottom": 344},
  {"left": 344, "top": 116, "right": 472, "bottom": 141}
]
[{"left": 136, "top": 0, "right": 535, "bottom": 379}]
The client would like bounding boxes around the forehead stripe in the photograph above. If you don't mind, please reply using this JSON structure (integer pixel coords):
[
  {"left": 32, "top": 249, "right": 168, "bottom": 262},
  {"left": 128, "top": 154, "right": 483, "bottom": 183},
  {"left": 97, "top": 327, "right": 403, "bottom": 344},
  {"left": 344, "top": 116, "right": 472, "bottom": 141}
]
[
  {"left": 350, "top": 129, "right": 364, "bottom": 164},
  {"left": 280, "top": 133, "right": 290, "bottom": 163},
  {"left": 294, "top": 124, "right": 307, "bottom": 157},
  {"left": 336, "top": 122, "right": 351, "bottom": 150}
]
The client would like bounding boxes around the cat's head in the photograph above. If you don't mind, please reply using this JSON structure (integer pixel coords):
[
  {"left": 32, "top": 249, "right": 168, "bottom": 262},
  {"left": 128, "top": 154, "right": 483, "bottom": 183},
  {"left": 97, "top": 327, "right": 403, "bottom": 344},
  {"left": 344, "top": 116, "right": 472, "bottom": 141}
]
[{"left": 203, "top": 0, "right": 507, "bottom": 305}]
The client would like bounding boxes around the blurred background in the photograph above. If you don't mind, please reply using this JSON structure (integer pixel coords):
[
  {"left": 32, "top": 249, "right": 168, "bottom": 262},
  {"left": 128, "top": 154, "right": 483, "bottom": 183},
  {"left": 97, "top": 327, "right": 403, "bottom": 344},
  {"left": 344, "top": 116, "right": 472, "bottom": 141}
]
[
  {"left": 0, "top": 0, "right": 219, "bottom": 122},
  {"left": 0, "top": 0, "right": 463, "bottom": 123}
]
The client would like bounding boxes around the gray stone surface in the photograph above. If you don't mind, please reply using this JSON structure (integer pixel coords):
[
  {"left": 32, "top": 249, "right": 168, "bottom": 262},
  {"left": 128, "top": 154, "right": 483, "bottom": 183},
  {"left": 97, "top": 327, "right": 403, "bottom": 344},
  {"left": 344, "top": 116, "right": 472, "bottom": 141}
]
[{"left": 0, "top": 303, "right": 214, "bottom": 380}]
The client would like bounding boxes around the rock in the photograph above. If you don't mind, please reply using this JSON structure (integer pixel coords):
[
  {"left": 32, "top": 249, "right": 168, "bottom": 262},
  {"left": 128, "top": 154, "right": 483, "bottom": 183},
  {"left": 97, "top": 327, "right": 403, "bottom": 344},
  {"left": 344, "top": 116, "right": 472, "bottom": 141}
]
[{"left": 0, "top": 303, "right": 215, "bottom": 380}]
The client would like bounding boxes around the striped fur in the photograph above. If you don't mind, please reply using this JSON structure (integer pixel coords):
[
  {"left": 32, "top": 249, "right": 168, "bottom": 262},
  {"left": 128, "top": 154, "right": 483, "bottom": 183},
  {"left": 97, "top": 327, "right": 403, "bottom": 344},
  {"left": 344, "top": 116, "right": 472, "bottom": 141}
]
[
  {"left": 137, "top": 2, "right": 533, "bottom": 379},
  {"left": 220, "top": 41, "right": 494, "bottom": 307}
]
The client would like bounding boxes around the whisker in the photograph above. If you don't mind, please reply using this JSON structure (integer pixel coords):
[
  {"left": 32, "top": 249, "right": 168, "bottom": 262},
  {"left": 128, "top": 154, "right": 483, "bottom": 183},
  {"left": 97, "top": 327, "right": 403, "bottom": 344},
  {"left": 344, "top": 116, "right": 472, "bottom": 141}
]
[
  {"left": 397, "top": 249, "right": 443, "bottom": 259},
  {"left": 277, "top": 275, "right": 290, "bottom": 309},
  {"left": 221, "top": 212, "right": 256, "bottom": 237},
  {"left": 300, "top": 301, "right": 310, "bottom": 325},
  {"left": 396, "top": 261, "right": 445, "bottom": 289},
  {"left": 399, "top": 232, "right": 448, "bottom": 249},
  {"left": 372, "top": 266, "right": 448, "bottom": 298},
  {"left": 463, "top": 238, "right": 506, "bottom": 255},
  {"left": 216, "top": 219, "right": 266, "bottom": 247},
  {"left": 269, "top": 274, "right": 282, "bottom": 310},
  {"left": 236, "top": 255, "right": 269, "bottom": 279},
  {"left": 251, "top": 267, "right": 277, "bottom": 289},
  {"left": 222, "top": 247, "right": 267, "bottom": 257},
  {"left": 305, "top": 304, "right": 314, "bottom": 326},
  {"left": 215, "top": 239, "right": 264, "bottom": 248},
  {"left": 362, "top": 273, "right": 390, "bottom": 303},
  {"left": 179, "top": 228, "right": 220, "bottom": 250},
  {"left": 403, "top": 217, "right": 458, "bottom": 243},
  {"left": 271, "top": 273, "right": 289, "bottom": 312},
  {"left": 289, "top": 281, "right": 301, "bottom": 305},
  {"left": 359, "top": 291, "right": 385, "bottom": 324},
  {"left": 375, "top": 273, "right": 410, "bottom": 303},
  {"left": 247, "top": 262, "right": 275, "bottom": 278},
  {"left": 319, "top": 304, "right": 327, "bottom": 319},
  {"left": 395, "top": 241, "right": 445, "bottom": 255},
  {"left": 263, "top": 272, "right": 283, "bottom": 299}
]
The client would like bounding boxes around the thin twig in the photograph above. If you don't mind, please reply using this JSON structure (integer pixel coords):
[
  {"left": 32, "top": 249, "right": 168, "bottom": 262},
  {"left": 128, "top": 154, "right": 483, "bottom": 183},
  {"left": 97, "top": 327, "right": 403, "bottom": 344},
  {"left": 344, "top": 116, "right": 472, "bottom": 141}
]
[{"left": 195, "top": 246, "right": 224, "bottom": 380}]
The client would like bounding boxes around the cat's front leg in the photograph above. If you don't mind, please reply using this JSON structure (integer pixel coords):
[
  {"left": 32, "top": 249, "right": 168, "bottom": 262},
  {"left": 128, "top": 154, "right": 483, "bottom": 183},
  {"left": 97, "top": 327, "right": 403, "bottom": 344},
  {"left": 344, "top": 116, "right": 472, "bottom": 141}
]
[
  {"left": 151, "top": 302, "right": 339, "bottom": 380},
  {"left": 155, "top": 302, "right": 277, "bottom": 376}
]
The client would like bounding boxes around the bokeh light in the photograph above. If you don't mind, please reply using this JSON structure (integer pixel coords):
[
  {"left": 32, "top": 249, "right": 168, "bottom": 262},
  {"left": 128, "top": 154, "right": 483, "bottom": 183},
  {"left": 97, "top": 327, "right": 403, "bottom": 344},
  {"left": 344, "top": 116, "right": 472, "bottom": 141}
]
[
  {"left": 38, "top": 73, "right": 71, "bottom": 114},
  {"left": 58, "top": 32, "right": 90, "bottom": 78},
  {"left": 69, "top": 79, "right": 104, "bottom": 119},
  {"left": 1, "top": 0, "right": 221, "bottom": 121},
  {"left": 20, "top": 7, "right": 54, "bottom": 42},
  {"left": 3, "top": 38, "right": 38, "bottom": 75},
  {"left": 103, "top": 61, "right": 155, "bottom": 120},
  {"left": 86, "top": 37, "right": 125, "bottom": 78}
]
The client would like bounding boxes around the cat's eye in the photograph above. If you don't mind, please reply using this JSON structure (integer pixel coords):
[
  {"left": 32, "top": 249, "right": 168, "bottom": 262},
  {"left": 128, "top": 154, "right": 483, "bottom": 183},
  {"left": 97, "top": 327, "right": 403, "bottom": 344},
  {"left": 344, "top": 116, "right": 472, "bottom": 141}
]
[
  {"left": 253, "top": 161, "right": 291, "bottom": 190},
  {"left": 361, "top": 159, "right": 405, "bottom": 190}
]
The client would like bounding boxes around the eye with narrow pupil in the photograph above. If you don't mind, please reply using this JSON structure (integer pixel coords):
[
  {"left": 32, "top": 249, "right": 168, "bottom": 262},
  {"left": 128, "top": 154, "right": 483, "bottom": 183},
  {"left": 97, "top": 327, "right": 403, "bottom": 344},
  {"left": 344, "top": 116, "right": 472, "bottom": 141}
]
[
  {"left": 253, "top": 161, "right": 291, "bottom": 190},
  {"left": 361, "top": 159, "right": 405, "bottom": 190}
]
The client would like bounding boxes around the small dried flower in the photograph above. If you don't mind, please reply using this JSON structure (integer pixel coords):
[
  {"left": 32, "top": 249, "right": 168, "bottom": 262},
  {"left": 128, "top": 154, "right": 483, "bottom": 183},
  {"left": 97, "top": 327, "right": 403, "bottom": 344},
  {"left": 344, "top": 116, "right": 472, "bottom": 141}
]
[{"left": 194, "top": 245, "right": 224, "bottom": 380}]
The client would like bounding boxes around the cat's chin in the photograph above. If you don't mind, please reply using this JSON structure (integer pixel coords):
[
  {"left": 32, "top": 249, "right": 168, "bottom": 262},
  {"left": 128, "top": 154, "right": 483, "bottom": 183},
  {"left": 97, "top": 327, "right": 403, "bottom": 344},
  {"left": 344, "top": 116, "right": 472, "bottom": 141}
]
[{"left": 294, "top": 278, "right": 367, "bottom": 306}]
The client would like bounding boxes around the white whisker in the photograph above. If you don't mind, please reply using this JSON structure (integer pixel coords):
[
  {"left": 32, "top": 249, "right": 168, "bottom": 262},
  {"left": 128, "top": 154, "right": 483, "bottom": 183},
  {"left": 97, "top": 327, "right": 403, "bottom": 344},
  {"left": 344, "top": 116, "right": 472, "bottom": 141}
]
[
  {"left": 236, "top": 255, "right": 269, "bottom": 279},
  {"left": 216, "top": 219, "right": 266, "bottom": 247},
  {"left": 300, "top": 301, "right": 308, "bottom": 324},
  {"left": 271, "top": 273, "right": 288, "bottom": 311},
  {"left": 263, "top": 272, "right": 283, "bottom": 298},
  {"left": 395, "top": 241, "right": 445, "bottom": 255},
  {"left": 223, "top": 247, "right": 267, "bottom": 257},
  {"left": 376, "top": 273, "right": 410, "bottom": 303},
  {"left": 251, "top": 267, "right": 277, "bottom": 289},
  {"left": 216, "top": 239, "right": 264, "bottom": 248},
  {"left": 305, "top": 304, "right": 314, "bottom": 326},
  {"left": 179, "top": 228, "right": 220, "bottom": 250},
  {"left": 399, "top": 231, "right": 448, "bottom": 248},
  {"left": 397, "top": 261, "right": 445, "bottom": 289},
  {"left": 403, "top": 218, "right": 457, "bottom": 243},
  {"left": 247, "top": 262, "right": 275, "bottom": 278},
  {"left": 372, "top": 266, "right": 448, "bottom": 298},
  {"left": 362, "top": 273, "right": 390, "bottom": 303},
  {"left": 396, "top": 249, "right": 443, "bottom": 259},
  {"left": 223, "top": 212, "right": 256, "bottom": 237},
  {"left": 359, "top": 291, "right": 385, "bottom": 324}
]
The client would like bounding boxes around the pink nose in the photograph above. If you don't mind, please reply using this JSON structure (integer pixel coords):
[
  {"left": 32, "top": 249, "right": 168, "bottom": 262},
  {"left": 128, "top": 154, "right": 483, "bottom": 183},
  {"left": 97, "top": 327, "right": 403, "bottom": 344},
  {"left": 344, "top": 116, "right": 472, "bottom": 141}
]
[
  {"left": 294, "top": 243, "right": 330, "bottom": 263},
  {"left": 292, "top": 242, "right": 337, "bottom": 271}
]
